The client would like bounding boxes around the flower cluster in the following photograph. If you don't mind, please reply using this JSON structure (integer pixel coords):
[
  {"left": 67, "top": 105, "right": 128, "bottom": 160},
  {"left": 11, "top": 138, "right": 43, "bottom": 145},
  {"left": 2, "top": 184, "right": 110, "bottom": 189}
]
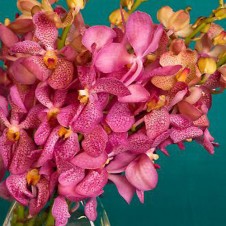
[{"left": 0, "top": 0, "right": 225, "bottom": 225}]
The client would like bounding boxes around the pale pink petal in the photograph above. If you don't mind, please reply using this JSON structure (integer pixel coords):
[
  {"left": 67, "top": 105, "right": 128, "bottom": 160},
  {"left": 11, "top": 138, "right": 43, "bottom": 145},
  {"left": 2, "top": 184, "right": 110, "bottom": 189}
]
[
  {"left": 71, "top": 152, "right": 108, "bottom": 169},
  {"left": 136, "top": 190, "right": 144, "bottom": 203},
  {"left": 33, "top": 12, "right": 58, "bottom": 49},
  {"left": 10, "top": 130, "right": 36, "bottom": 174},
  {"left": 126, "top": 11, "right": 154, "bottom": 56},
  {"left": 48, "top": 59, "right": 74, "bottom": 89},
  {"left": 52, "top": 196, "right": 70, "bottom": 226},
  {"left": 108, "top": 174, "right": 135, "bottom": 204},
  {"left": 177, "top": 101, "right": 203, "bottom": 121},
  {"left": 29, "top": 178, "right": 50, "bottom": 216},
  {"left": 23, "top": 56, "right": 51, "bottom": 81},
  {"left": 82, "top": 125, "right": 108, "bottom": 157},
  {"left": 6, "top": 174, "right": 33, "bottom": 206},
  {"left": 82, "top": 26, "right": 116, "bottom": 52},
  {"left": 75, "top": 169, "right": 108, "bottom": 197},
  {"left": 144, "top": 108, "right": 170, "bottom": 140},
  {"left": 106, "top": 102, "right": 135, "bottom": 133},
  {"left": 125, "top": 154, "right": 158, "bottom": 191},
  {"left": 118, "top": 84, "right": 150, "bottom": 103},
  {"left": 34, "top": 120, "right": 52, "bottom": 145},
  {"left": 10, "top": 58, "right": 37, "bottom": 85},
  {"left": 10, "top": 40, "right": 44, "bottom": 55},
  {"left": 170, "top": 126, "right": 203, "bottom": 143},
  {"left": 0, "top": 24, "right": 18, "bottom": 47},
  {"left": 106, "top": 152, "right": 137, "bottom": 173},
  {"left": 95, "top": 43, "right": 132, "bottom": 73},
  {"left": 92, "top": 77, "right": 130, "bottom": 97},
  {"left": 85, "top": 198, "right": 98, "bottom": 221}
]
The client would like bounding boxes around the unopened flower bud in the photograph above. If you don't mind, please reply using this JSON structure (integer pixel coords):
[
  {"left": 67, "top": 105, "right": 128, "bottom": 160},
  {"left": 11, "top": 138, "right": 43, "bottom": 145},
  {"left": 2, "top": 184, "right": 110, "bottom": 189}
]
[
  {"left": 213, "top": 31, "right": 226, "bottom": 45},
  {"left": 66, "top": 0, "right": 85, "bottom": 9},
  {"left": 198, "top": 57, "right": 217, "bottom": 74},
  {"left": 109, "top": 9, "right": 129, "bottom": 27},
  {"left": 120, "top": 0, "right": 134, "bottom": 10},
  {"left": 214, "top": 8, "right": 226, "bottom": 20},
  {"left": 4, "top": 18, "right": 10, "bottom": 26}
]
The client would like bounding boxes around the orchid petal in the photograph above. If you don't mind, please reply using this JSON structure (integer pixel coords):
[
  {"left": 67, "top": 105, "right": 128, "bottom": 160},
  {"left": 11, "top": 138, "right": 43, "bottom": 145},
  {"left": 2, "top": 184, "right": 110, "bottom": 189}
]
[
  {"left": 136, "top": 190, "right": 144, "bottom": 203},
  {"left": 10, "top": 130, "right": 36, "bottom": 174},
  {"left": 95, "top": 43, "right": 132, "bottom": 73},
  {"left": 82, "top": 26, "right": 116, "bottom": 52},
  {"left": 126, "top": 11, "right": 154, "bottom": 56},
  {"left": 85, "top": 198, "right": 97, "bottom": 221},
  {"left": 10, "top": 58, "right": 37, "bottom": 85},
  {"left": 0, "top": 181, "right": 12, "bottom": 200},
  {"left": 75, "top": 169, "right": 108, "bottom": 197},
  {"left": 29, "top": 178, "right": 50, "bottom": 216},
  {"left": 71, "top": 151, "right": 108, "bottom": 169},
  {"left": 93, "top": 77, "right": 131, "bottom": 97},
  {"left": 52, "top": 196, "right": 71, "bottom": 226},
  {"left": 118, "top": 84, "right": 150, "bottom": 103},
  {"left": 58, "top": 166, "right": 85, "bottom": 186},
  {"left": 170, "top": 126, "right": 203, "bottom": 143},
  {"left": 0, "top": 24, "right": 19, "bottom": 47},
  {"left": 10, "top": 86, "right": 27, "bottom": 113},
  {"left": 71, "top": 102, "right": 103, "bottom": 134},
  {"left": 33, "top": 12, "right": 58, "bottom": 49},
  {"left": 34, "top": 120, "right": 52, "bottom": 145},
  {"left": 10, "top": 40, "right": 44, "bottom": 55},
  {"left": 82, "top": 125, "right": 108, "bottom": 157},
  {"left": 35, "top": 83, "right": 53, "bottom": 108},
  {"left": 106, "top": 102, "right": 134, "bottom": 133},
  {"left": 0, "top": 131, "right": 12, "bottom": 168},
  {"left": 77, "top": 66, "right": 96, "bottom": 88},
  {"left": 125, "top": 154, "right": 158, "bottom": 191},
  {"left": 48, "top": 59, "right": 74, "bottom": 89},
  {"left": 170, "top": 114, "right": 192, "bottom": 129},
  {"left": 108, "top": 174, "right": 135, "bottom": 204},
  {"left": 144, "top": 108, "right": 170, "bottom": 140},
  {"left": 23, "top": 56, "right": 51, "bottom": 81},
  {"left": 6, "top": 173, "right": 33, "bottom": 206},
  {"left": 55, "top": 133, "right": 80, "bottom": 160}
]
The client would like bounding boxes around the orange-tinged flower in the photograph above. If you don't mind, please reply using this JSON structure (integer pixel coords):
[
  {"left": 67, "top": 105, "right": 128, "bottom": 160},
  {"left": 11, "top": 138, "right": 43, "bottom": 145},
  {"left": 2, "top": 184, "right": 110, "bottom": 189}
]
[
  {"left": 198, "top": 57, "right": 217, "bottom": 74},
  {"left": 109, "top": 9, "right": 129, "bottom": 28},
  {"left": 157, "top": 6, "right": 192, "bottom": 37}
]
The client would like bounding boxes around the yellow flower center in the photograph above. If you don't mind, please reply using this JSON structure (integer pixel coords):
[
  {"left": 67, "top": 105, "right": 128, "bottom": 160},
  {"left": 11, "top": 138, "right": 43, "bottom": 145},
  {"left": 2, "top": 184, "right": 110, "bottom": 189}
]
[
  {"left": 78, "top": 89, "right": 89, "bottom": 104},
  {"left": 26, "top": 169, "right": 41, "bottom": 186},
  {"left": 6, "top": 126, "right": 20, "bottom": 142},
  {"left": 58, "top": 127, "right": 72, "bottom": 139},
  {"left": 47, "top": 107, "right": 60, "bottom": 121},
  {"left": 176, "top": 68, "right": 190, "bottom": 82},
  {"left": 147, "top": 95, "right": 166, "bottom": 112},
  {"left": 43, "top": 50, "right": 58, "bottom": 70}
]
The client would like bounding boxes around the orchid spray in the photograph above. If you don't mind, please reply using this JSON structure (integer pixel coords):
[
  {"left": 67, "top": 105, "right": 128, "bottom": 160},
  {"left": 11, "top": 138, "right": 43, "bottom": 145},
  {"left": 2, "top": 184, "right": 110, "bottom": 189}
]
[{"left": 0, "top": 0, "right": 226, "bottom": 225}]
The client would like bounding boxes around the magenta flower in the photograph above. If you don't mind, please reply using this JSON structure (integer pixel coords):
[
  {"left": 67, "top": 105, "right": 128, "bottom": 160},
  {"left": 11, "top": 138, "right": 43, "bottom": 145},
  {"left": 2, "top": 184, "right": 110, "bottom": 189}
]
[{"left": 9, "top": 12, "right": 74, "bottom": 89}]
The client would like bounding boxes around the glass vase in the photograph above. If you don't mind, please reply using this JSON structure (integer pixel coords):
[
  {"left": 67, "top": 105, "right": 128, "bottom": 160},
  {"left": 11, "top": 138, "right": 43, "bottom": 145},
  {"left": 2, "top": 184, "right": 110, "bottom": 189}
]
[{"left": 3, "top": 198, "right": 110, "bottom": 226}]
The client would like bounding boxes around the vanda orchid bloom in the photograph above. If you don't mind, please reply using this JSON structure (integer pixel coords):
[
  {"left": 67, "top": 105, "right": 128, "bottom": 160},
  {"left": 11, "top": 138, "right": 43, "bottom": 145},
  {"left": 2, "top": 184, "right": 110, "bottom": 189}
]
[{"left": 0, "top": 0, "right": 226, "bottom": 225}]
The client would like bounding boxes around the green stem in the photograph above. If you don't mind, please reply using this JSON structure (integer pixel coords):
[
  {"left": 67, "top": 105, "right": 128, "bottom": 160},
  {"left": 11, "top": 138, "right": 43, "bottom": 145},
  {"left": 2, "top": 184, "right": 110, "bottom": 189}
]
[
  {"left": 57, "top": 25, "right": 71, "bottom": 50},
  {"left": 45, "top": 206, "right": 55, "bottom": 226},
  {"left": 17, "top": 205, "right": 25, "bottom": 221},
  {"left": 217, "top": 54, "right": 226, "bottom": 67},
  {"left": 128, "top": 0, "right": 147, "bottom": 14},
  {"left": 185, "top": 17, "right": 215, "bottom": 46},
  {"left": 26, "top": 216, "right": 37, "bottom": 226},
  {"left": 219, "top": 0, "right": 224, "bottom": 7}
]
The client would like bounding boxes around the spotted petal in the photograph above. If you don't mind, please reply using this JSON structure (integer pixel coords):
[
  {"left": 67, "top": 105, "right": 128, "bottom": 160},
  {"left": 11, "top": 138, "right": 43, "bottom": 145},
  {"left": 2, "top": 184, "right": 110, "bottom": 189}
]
[
  {"left": 85, "top": 198, "right": 97, "bottom": 221},
  {"left": 48, "top": 59, "right": 74, "bottom": 89},
  {"left": 33, "top": 12, "right": 58, "bottom": 49},
  {"left": 52, "top": 196, "right": 71, "bottom": 226},
  {"left": 106, "top": 102, "right": 134, "bottom": 133}
]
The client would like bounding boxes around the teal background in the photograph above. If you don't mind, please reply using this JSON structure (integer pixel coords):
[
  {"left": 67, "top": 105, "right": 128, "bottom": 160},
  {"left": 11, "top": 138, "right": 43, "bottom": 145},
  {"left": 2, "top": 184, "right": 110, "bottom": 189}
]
[{"left": 0, "top": 0, "right": 226, "bottom": 225}]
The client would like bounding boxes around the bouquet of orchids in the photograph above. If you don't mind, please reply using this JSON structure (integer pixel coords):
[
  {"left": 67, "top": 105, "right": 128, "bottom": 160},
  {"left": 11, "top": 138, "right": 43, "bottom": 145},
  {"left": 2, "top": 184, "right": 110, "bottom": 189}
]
[{"left": 0, "top": 0, "right": 226, "bottom": 225}]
